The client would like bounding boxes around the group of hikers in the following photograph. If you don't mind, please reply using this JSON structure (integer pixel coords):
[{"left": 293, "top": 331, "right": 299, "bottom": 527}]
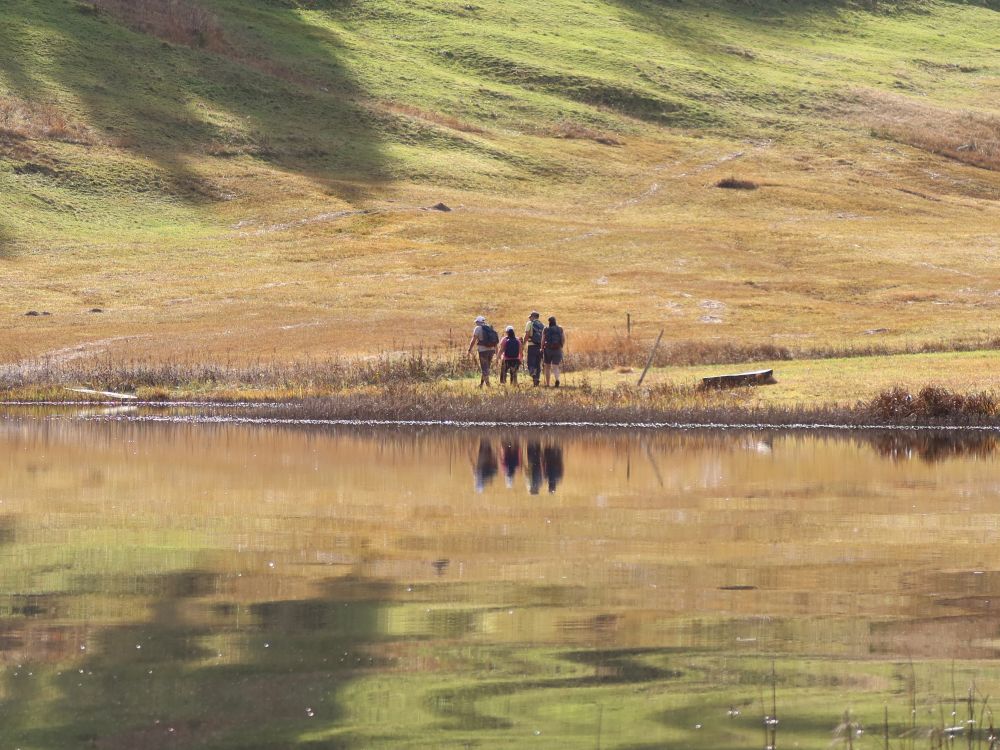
[{"left": 467, "top": 311, "right": 565, "bottom": 387}]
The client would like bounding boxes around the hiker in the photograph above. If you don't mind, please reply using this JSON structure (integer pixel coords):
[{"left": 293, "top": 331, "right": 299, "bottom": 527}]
[
  {"left": 523, "top": 310, "right": 544, "bottom": 386},
  {"left": 542, "top": 315, "right": 565, "bottom": 387},
  {"left": 498, "top": 326, "right": 522, "bottom": 385},
  {"left": 467, "top": 315, "right": 499, "bottom": 387}
]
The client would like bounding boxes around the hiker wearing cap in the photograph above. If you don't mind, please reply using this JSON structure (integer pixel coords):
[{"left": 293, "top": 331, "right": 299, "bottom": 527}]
[
  {"left": 523, "top": 311, "right": 544, "bottom": 386},
  {"left": 498, "top": 326, "right": 522, "bottom": 385},
  {"left": 542, "top": 316, "right": 565, "bottom": 387},
  {"left": 468, "top": 315, "right": 499, "bottom": 387}
]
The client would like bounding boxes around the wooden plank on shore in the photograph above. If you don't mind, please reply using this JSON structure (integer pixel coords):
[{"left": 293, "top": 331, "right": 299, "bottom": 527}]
[
  {"left": 65, "top": 387, "right": 138, "bottom": 400},
  {"left": 701, "top": 369, "right": 775, "bottom": 389}
]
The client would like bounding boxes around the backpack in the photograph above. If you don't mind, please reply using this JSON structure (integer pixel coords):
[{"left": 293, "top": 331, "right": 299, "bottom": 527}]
[
  {"left": 529, "top": 320, "right": 544, "bottom": 346},
  {"left": 479, "top": 324, "right": 499, "bottom": 346},
  {"left": 503, "top": 336, "right": 520, "bottom": 359},
  {"left": 545, "top": 325, "right": 564, "bottom": 349}
]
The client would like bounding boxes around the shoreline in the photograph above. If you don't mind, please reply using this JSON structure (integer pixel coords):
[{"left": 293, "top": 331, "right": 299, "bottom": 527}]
[
  {"left": 4, "top": 394, "right": 1000, "bottom": 430},
  {"left": 1, "top": 347, "right": 999, "bottom": 428}
]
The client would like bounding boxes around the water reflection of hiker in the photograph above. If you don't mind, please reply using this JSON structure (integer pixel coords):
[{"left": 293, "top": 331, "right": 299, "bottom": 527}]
[
  {"left": 467, "top": 315, "right": 499, "bottom": 387},
  {"left": 525, "top": 440, "right": 543, "bottom": 495},
  {"left": 543, "top": 444, "right": 564, "bottom": 494},
  {"left": 542, "top": 316, "right": 565, "bottom": 388},
  {"left": 473, "top": 438, "right": 498, "bottom": 492},
  {"left": 523, "top": 311, "right": 544, "bottom": 386},
  {"left": 500, "top": 439, "right": 521, "bottom": 488}
]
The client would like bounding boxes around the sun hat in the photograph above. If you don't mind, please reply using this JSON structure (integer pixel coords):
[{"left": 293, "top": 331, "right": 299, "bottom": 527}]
[
  {"left": 529, "top": 311, "right": 540, "bottom": 318},
  {"left": 475, "top": 315, "right": 486, "bottom": 324},
  {"left": 505, "top": 325, "right": 515, "bottom": 333}
]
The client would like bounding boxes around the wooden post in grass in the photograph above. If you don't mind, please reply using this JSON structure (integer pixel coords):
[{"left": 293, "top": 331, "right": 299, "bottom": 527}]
[
  {"left": 626, "top": 312, "right": 631, "bottom": 338},
  {"left": 637, "top": 329, "right": 663, "bottom": 387}
]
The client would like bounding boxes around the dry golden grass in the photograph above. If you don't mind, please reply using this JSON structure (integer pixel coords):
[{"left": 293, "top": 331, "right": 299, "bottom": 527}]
[
  {"left": 376, "top": 102, "right": 487, "bottom": 135},
  {"left": 544, "top": 120, "right": 623, "bottom": 146},
  {"left": 3, "top": 130, "right": 999, "bottom": 368},
  {"left": 0, "top": 95, "right": 96, "bottom": 144},
  {"left": 88, "top": 0, "right": 226, "bottom": 52},
  {"left": 852, "top": 89, "right": 1000, "bottom": 171}
]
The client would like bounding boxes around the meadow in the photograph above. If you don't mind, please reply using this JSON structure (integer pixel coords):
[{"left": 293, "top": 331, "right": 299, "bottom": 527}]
[{"left": 1, "top": 0, "right": 1000, "bottom": 410}]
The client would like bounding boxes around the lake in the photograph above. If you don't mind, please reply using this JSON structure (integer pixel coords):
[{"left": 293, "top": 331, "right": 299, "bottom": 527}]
[{"left": 1, "top": 406, "right": 999, "bottom": 748}]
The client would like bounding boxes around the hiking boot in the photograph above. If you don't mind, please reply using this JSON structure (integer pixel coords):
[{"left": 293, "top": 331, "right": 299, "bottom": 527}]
[{"left": 554, "top": 380, "right": 560, "bottom": 388}]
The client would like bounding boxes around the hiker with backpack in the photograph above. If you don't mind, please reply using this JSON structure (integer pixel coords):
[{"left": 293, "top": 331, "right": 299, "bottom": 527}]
[
  {"left": 468, "top": 315, "right": 499, "bottom": 387},
  {"left": 498, "top": 326, "right": 522, "bottom": 385},
  {"left": 542, "top": 315, "right": 565, "bottom": 387},
  {"left": 523, "top": 311, "right": 545, "bottom": 386}
]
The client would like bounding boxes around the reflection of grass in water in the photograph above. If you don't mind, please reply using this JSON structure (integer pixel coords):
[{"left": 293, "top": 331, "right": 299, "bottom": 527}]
[
  {"left": 863, "top": 429, "right": 1000, "bottom": 463},
  {"left": 5, "top": 551, "right": 1000, "bottom": 747},
  {"left": 329, "top": 655, "right": 1000, "bottom": 749}
]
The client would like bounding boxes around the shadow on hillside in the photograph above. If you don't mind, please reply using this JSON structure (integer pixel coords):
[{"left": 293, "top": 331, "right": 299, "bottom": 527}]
[
  {"left": 613, "top": 0, "right": 860, "bottom": 22},
  {"left": 0, "top": 226, "right": 14, "bottom": 260},
  {"left": 607, "top": 0, "right": 869, "bottom": 56},
  {"left": 0, "top": 0, "right": 387, "bottom": 238}
]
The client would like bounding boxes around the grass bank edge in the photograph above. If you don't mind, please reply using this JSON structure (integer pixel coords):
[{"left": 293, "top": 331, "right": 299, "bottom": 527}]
[{"left": 3, "top": 381, "right": 999, "bottom": 428}]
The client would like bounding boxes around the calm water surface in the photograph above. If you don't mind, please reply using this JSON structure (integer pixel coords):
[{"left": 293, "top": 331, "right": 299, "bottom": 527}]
[{"left": 2, "top": 407, "right": 1000, "bottom": 748}]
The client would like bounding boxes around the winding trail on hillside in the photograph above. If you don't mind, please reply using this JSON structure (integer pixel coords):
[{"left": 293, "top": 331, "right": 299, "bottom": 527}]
[{"left": 611, "top": 147, "right": 755, "bottom": 211}]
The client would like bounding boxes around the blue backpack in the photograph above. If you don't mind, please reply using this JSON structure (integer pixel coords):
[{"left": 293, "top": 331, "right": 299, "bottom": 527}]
[
  {"left": 529, "top": 320, "right": 544, "bottom": 345},
  {"left": 545, "top": 325, "right": 564, "bottom": 348},
  {"left": 503, "top": 336, "right": 521, "bottom": 359}
]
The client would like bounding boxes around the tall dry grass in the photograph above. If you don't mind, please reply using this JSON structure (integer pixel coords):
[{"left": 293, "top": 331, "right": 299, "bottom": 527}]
[
  {"left": 853, "top": 89, "right": 1000, "bottom": 171},
  {"left": 4, "top": 334, "right": 1000, "bottom": 398},
  {"left": 89, "top": 0, "right": 226, "bottom": 51},
  {"left": 570, "top": 334, "right": 793, "bottom": 370},
  {"left": 86, "top": 0, "right": 321, "bottom": 89},
  {"left": 544, "top": 120, "right": 623, "bottom": 146},
  {"left": 0, "top": 96, "right": 96, "bottom": 144},
  {"left": 861, "top": 384, "right": 998, "bottom": 422},
  {"left": 0, "top": 350, "right": 476, "bottom": 395},
  {"left": 240, "top": 382, "right": 764, "bottom": 424},
  {"left": 377, "top": 102, "right": 487, "bottom": 134}
]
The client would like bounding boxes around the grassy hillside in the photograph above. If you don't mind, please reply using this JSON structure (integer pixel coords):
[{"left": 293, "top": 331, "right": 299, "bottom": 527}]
[{"left": 1, "top": 0, "right": 999, "bottom": 367}]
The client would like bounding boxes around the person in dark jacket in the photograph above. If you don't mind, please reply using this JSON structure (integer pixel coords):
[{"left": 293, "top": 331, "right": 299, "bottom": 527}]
[
  {"left": 542, "top": 316, "right": 565, "bottom": 388},
  {"left": 523, "top": 311, "right": 544, "bottom": 386}
]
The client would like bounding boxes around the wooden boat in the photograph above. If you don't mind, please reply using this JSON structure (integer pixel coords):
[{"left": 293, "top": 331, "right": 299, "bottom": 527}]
[{"left": 701, "top": 369, "right": 775, "bottom": 389}]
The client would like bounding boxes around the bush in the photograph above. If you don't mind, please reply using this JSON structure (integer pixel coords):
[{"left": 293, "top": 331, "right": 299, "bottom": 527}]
[
  {"left": 862, "top": 385, "right": 997, "bottom": 422},
  {"left": 716, "top": 176, "right": 758, "bottom": 190}
]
